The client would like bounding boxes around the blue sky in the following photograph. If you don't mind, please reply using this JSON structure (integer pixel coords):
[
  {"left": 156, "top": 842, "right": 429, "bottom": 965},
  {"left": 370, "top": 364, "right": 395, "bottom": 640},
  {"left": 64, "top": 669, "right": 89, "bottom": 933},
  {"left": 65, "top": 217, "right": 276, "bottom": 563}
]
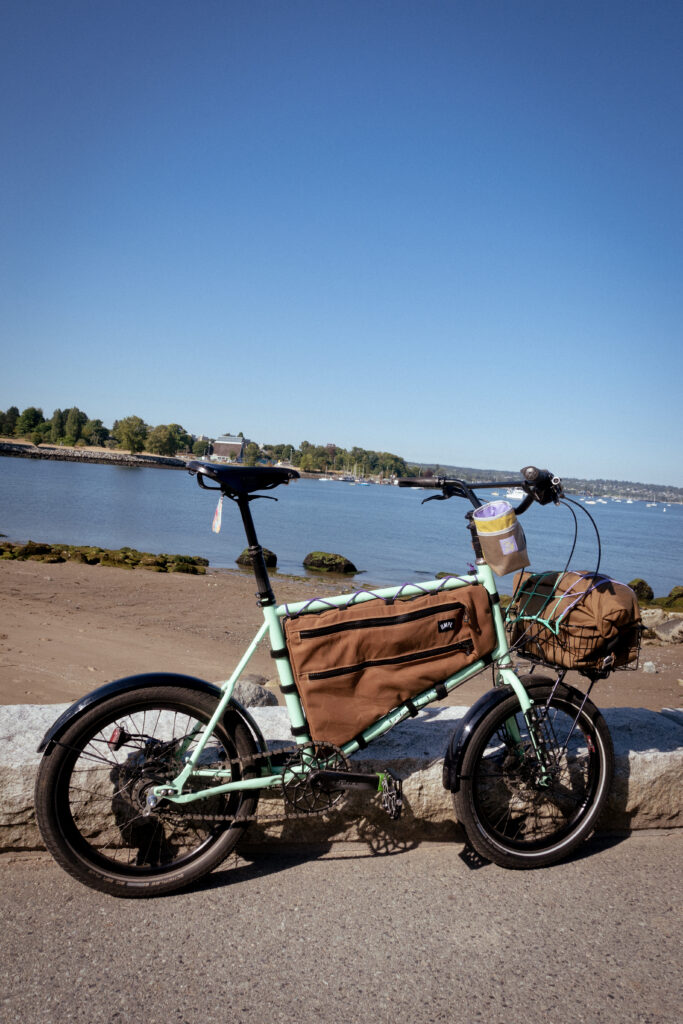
[{"left": 2, "top": 1, "right": 682, "bottom": 485}]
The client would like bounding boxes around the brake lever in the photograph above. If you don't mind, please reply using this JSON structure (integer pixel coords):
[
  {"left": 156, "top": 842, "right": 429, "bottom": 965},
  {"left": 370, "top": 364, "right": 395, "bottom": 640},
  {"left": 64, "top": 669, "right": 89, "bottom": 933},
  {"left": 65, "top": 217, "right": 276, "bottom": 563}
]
[
  {"left": 422, "top": 494, "right": 451, "bottom": 504},
  {"left": 514, "top": 493, "right": 535, "bottom": 515}
]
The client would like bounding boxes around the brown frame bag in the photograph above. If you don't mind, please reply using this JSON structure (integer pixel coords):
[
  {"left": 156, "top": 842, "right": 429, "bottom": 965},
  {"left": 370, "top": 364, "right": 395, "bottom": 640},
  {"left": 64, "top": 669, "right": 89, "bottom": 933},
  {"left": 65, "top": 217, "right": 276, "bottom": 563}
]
[{"left": 284, "top": 586, "right": 496, "bottom": 746}]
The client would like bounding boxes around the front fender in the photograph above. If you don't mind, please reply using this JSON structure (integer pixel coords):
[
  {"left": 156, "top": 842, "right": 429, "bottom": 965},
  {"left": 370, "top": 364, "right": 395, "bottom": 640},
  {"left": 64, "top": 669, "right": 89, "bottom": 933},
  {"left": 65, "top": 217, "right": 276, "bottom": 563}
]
[
  {"left": 443, "top": 686, "right": 513, "bottom": 793},
  {"left": 37, "top": 672, "right": 268, "bottom": 756}
]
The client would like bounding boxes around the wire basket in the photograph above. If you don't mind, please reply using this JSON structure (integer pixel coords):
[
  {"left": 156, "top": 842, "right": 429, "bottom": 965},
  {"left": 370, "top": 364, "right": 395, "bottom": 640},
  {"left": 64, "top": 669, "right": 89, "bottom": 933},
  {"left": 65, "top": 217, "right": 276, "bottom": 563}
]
[
  {"left": 506, "top": 571, "right": 642, "bottom": 675},
  {"left": 508, "top": 617, "right": 642, "bottom": 674}
]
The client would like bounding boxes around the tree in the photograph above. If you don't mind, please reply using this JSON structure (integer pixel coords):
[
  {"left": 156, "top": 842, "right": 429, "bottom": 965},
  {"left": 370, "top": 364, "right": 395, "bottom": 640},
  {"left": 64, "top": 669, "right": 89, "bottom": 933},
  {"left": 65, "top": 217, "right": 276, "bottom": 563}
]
[
  {"left": 243, "top": 442, "right": 261, "bottom": 466},
  {"left": 0, "top": 406, "right": 19, "bottom": 436},
  {"left": 61, "top": 403, "right": 88, "bottom": 444},
  {"left": 146, "top": 425, "right": 174, "bottom": 455},
  {"left": 376, "top": 452, "right": 407, "bottom": 477},
  {"left": 167, "top": 423, "right": 191, "bottom": 453},
  {"left": 112, "top": 416, "right": 148, "bottom": 453},
  {"left": 15, "top": 407, "right": 44, "bottom": 437},
  {"left": 64, "top": 406, "right": 88, "bottom": 444},
  {"left": 146, "top": 423, "right": 191, "bottom": 456},
  {"left": 192, "top": 439, "right": 210, "bottom": 457},
  {"left": 50, "top": 409, "right": 64, "bottom": 443},
  {"left": 81, "top": 418, "right": 108, "bottom": 446}
]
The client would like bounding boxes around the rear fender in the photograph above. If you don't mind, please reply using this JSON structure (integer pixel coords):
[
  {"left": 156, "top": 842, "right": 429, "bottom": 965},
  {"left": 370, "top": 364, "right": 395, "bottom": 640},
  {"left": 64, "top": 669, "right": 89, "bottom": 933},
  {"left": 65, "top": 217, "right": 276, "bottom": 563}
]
[{"left": 37, "top": 672, "right": 268, "bottom": 756}]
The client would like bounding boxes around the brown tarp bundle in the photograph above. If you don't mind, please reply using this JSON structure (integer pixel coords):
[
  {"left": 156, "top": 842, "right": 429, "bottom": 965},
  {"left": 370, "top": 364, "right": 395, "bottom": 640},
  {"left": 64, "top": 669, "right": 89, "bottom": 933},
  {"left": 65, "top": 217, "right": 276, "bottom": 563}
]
[
  {"left": 284, "top": 586, "right": 497, "bottom": 746},
  {"left": 507, "top": 571, "right": 641, "bottom": 671}
]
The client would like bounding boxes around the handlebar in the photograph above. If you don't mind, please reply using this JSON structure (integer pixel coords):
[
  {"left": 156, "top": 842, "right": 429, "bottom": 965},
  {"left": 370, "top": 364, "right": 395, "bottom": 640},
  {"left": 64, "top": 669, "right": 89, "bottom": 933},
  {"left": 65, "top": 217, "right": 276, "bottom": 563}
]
[{"left": 397, "top": 465, "right": 563, "bottom": 513}]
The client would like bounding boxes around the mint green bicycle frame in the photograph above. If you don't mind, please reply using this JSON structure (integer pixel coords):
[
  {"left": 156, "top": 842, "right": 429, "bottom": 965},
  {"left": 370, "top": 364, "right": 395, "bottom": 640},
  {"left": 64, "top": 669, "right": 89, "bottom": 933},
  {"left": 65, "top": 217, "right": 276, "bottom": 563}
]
[{"left": 157, "top": 559, "right": 534, "bottom": 807}]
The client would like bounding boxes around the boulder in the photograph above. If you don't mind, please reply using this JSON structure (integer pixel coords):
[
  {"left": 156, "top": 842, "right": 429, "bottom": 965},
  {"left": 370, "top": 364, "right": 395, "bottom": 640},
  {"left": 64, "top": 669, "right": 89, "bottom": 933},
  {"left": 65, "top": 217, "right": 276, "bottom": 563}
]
[
  {"left": 303, "top": 551, "right": 358, "bottom": 574},
  {"left": 231, "top": 674, "right": 279, "bottom": 707},
  {"left": 629, "top": 578, "right": 654, "bottom": 602},
  {"left": 236, "top": 547, "right": 277, "bottom": 568},
  {"left": 641, "top": 607, "right": 668, "bottom": 629},
  {"left": 653, "top": 617, "right": 683, "bottom": 644},
  {"left": 14, "top": 541, "right": 53, "bottom": 559},
  {"left": 1, "top": 703, "right": 681, "bottom": 850}
]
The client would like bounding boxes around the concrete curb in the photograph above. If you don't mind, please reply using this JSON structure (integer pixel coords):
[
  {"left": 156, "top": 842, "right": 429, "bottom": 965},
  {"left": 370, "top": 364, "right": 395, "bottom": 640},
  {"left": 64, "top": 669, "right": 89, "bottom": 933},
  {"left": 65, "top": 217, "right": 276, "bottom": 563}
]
[{"left": 1, "top": 704, "right": 681, "bottom": 851}]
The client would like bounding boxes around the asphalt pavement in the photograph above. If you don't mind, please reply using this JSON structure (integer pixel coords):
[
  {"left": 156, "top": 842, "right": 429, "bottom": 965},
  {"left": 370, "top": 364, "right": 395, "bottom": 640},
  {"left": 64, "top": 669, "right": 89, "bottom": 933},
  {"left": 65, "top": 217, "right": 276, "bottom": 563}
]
[{"left": 2, "top": 831, "right": 681, "bottom": 1024}]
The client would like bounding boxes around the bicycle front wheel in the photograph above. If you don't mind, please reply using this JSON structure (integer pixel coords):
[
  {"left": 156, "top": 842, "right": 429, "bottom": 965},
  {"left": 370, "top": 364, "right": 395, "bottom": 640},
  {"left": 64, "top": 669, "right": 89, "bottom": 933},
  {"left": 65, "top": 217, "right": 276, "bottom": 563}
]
[
  {"left": 454, "top": 680, "right": 614, "bottom": 868},
  {"left": 35, "top": 686, "right": 260, "bottom": 897}
]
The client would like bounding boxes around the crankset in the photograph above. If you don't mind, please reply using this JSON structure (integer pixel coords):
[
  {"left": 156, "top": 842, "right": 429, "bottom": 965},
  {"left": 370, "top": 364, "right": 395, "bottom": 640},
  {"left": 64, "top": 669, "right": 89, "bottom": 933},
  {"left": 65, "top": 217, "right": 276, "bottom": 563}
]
[
  {"left": 281, "top": 743, "right": 351, "bottom": 814},
  {"left": 281, "top": 743, "right": 404, "bottom": 820}
]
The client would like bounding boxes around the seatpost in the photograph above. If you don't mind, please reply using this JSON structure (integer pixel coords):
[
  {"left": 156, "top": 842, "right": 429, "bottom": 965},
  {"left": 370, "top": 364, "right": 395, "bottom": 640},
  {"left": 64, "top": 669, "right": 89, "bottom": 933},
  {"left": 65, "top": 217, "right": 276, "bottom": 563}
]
[{"left": 236, "top": 495, "right": 276, "bottom": 607}]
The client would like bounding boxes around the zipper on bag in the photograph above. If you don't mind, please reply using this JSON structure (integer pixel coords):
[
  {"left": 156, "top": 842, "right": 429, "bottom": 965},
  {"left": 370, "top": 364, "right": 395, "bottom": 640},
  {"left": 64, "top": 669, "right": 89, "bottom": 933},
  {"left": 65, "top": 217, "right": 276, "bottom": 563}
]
[
  {"left": 297, "top": 600, "right": 467, "bottom": 640},
  {"left": 308, "top": 638, "right": 475, "bottom": 680}
]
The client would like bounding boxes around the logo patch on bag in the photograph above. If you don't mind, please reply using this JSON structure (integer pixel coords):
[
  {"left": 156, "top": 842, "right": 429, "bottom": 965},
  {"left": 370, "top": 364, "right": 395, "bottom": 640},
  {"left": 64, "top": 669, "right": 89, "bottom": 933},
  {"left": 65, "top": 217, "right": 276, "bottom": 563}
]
[{"left": 438, "top": 619, "right": 455, "bottom": 632}]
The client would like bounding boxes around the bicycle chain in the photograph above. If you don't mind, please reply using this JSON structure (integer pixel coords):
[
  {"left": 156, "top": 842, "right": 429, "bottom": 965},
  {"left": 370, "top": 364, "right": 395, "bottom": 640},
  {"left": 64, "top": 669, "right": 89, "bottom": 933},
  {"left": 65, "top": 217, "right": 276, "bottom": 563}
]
[{"left": 160, "top": 743, "right": 351, "bottom": 825}]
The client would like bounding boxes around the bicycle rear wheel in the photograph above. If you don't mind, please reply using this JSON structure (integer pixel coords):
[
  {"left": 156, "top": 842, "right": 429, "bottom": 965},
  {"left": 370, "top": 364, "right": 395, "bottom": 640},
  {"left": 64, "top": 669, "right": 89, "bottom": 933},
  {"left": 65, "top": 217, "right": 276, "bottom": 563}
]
[
  {"left": 35, "top": 686, "right": 259, "bottom": 897},
  {"left": 454, "top": 680, "right": 613, "bottom": 868}
]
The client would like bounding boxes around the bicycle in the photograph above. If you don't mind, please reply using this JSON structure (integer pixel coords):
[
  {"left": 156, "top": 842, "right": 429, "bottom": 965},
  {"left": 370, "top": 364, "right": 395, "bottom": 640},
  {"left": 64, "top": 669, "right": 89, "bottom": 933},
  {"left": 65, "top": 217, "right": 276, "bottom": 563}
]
[{"left": 34, "top": 462, "right": 640, "bottom": 897}]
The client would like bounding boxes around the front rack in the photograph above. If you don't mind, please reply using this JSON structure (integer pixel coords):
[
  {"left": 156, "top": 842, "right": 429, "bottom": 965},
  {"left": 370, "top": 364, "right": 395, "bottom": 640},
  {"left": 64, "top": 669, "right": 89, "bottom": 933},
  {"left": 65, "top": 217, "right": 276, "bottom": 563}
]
[{"left": 506, "top": 570, "right": 642, "bottom": 676}]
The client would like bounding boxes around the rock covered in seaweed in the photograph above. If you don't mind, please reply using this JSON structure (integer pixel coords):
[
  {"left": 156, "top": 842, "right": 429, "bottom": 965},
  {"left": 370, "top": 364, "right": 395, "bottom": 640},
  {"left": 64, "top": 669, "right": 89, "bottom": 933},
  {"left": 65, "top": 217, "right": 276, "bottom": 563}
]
[{"left": 303, "top": 551, "right": 357, "bottom": 574}]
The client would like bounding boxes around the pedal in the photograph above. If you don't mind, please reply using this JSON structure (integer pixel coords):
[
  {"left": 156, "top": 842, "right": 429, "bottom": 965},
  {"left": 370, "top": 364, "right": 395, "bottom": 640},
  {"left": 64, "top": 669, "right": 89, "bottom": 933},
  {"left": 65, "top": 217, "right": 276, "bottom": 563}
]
[{"left": 380, "top": 771, "right": 403, "bottom": 820}]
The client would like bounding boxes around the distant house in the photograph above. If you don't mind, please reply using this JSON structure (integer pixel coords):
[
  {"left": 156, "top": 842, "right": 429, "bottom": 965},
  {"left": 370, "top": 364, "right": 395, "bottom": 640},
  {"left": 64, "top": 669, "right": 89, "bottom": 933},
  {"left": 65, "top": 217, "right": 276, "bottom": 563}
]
[{"left": 212, "top": 434, "right": 248, "bottom": 461}]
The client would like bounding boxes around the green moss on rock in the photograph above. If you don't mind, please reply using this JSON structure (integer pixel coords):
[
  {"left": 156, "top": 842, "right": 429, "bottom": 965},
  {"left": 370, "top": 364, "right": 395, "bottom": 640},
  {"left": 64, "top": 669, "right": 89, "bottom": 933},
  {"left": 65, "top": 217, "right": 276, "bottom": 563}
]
[
  {"left": 628, "top": 578, "right": 654, "bottom": 602},
  {"left": 236, "top": 548, "right": 277, "bottom": 568},
  {"left": 303, "top": 551, "right": 357, "bottom": 574},
  {"left": 652, "top": 586, "right": 683, "bottom": 612},
  {"left": 0, "top": 541, "right": 209, "bottom": 573}
]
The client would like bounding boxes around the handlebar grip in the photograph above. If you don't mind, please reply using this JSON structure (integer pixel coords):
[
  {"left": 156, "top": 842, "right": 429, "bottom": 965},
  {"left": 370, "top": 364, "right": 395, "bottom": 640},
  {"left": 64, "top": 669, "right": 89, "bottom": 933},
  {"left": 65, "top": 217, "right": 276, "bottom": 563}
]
[{"left": 397, "top": 477, "right": 443, "bottom": 489}]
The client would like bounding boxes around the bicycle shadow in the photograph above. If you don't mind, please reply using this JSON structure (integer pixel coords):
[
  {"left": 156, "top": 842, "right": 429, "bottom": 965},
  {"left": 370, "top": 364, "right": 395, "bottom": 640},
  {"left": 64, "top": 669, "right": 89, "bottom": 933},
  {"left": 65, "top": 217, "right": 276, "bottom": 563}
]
[
  {"left": 183, "top": 784, "right": 464, "bottom": 894},
  {"left": 187, "top": 828, "right": 419, "bottom": 895},
  {"left": 182, "top": 703, "right": 680, "bottom": 893},
  {"left": 181, "top": 825, "right": 630, "bottom": 896}
]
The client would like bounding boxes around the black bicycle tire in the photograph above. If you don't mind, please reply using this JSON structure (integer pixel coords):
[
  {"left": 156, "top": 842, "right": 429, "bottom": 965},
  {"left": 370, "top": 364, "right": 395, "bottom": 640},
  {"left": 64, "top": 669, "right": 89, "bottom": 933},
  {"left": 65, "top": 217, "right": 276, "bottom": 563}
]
[
  {"left": 34, "top": 685, "right": 259, "bottom": 897},
  {"left": 453, "top": 679, "right": 614, "bottom": 868}
]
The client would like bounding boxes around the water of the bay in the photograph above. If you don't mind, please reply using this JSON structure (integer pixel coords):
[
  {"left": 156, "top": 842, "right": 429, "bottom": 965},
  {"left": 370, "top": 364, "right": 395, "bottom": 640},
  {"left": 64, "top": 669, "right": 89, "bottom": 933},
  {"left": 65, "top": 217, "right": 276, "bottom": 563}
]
[{"left": 1, "top": 456, "right": 681, "bottom": 597}]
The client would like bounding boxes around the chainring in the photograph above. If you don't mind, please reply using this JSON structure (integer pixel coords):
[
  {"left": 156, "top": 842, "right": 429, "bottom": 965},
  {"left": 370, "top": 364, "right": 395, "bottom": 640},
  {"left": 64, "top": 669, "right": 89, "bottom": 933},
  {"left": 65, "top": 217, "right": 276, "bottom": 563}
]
[{"left": 281, "top": 743, "right": 350, "bottom": 814}]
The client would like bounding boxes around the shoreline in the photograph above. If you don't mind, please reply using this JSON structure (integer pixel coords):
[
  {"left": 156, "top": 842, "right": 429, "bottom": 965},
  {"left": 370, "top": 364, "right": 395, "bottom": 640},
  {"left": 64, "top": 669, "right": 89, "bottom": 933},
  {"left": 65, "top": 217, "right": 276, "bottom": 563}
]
[
  {"left": 2, "top": 439, "right": 681, "bottom": 501},
  {"left": 0, "top": 539, "right": 679, "bottom": 605},
  {"left": 1, "top": 557, "right": 680, "bottom": 711},
  {"left": 0, "top": 441, "right": 325, "bottom": 482},
  {"left": 0, "top": 440, "right": 186, "bottom": 469}
]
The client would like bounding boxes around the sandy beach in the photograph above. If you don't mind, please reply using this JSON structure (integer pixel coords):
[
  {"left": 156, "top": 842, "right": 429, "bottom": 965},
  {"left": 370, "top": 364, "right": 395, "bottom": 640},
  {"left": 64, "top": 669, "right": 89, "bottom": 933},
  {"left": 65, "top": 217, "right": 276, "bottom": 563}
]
[{"left": 1, "top": 558, "right": 680, "bottom": 711}]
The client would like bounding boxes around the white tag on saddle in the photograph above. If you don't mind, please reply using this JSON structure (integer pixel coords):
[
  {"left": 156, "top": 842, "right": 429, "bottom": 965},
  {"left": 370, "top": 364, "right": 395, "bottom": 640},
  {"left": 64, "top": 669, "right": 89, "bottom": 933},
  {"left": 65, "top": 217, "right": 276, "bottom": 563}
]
[{"left": 212, "top": 495, "right": 224, "bottom": 533}]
